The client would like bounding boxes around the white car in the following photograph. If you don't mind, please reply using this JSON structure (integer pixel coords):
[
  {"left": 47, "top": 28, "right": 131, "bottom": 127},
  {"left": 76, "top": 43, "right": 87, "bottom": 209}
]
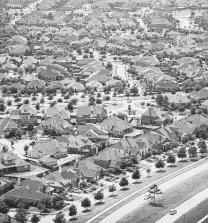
[
  {"left": 169, "top": 209, "right": 177, "bottom": 215},
  {"left": 144, "top": 194, "right": 152, "bottom": 200}
]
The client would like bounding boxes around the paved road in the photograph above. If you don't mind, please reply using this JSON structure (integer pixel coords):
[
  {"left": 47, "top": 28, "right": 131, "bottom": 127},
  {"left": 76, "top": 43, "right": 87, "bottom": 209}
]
[
  {"left": 156, "top": 187, "right": 208, "bottom": 223},
  {"left": 88, "top": 159, "right": 208, "bottom": 223}
]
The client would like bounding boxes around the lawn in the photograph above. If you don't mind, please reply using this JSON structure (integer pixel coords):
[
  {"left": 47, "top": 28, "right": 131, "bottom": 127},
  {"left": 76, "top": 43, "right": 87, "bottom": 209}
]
[
  {"left": 174, "top": 198, "right": 208, "bottom": 223},
  {"left": 118, "top": 164, "right": 208, "bottom": 223},
  {"left": 73, "top": 158, "right": 204, "bottom": 223}
]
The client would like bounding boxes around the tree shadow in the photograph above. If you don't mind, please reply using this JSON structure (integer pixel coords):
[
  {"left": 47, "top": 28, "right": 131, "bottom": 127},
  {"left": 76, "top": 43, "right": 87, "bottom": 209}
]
[
  {"left": 156, "top": 169, "right": 166, "bottom": 173},
  {"left": 132, "top": 181, "right": 142, "bottom": 184},
  {"left": 69, "top": 217, "right": 78, "bottom": 221},
  {"left": 109, "top": 194, "right": 117, "bottom": 197},
  {"left": 95, "top": 201, "right": 105, "bottom": 205},
  {"left": 190, "top": 159, "right": 198, "bottom": 162},
  {"left": 120, "top": 187, "right": 130, "bottom": 191},
  {"left": 149, "top": 202, "right": 163, "bottom": 207},
  {"left": 82, "top": 209, "right": 91, "bottom": 213},
  {"left": 178, "top": 160, "right": 188, "bottom": 163},
  {"left": 167, "top": 164, "right": 177, "bottom": 168}
]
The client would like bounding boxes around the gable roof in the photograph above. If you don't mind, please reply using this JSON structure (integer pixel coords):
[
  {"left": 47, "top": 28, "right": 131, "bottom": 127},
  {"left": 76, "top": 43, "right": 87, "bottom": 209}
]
[{"left": 100, "top": 115, "right": 132, "bottom": 132}]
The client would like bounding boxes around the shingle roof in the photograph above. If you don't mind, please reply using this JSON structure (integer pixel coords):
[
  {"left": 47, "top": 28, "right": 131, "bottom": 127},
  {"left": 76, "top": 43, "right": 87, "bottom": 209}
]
[
  {"left": 100, "top": 115, "right": 132, "bottom": 132},
  {"left": 5, "top": 187, "right": 49, "bottom": 202}
]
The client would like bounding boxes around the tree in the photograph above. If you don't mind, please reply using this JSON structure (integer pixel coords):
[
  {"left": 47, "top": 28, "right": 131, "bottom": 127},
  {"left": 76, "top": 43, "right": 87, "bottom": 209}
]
[
  {"left": 14, "top": 208, "right": 28, "bottom": 223},
  {"left": 108, "top": 184, "right": 116, "bottom": 196},
  {"left": 89, "top": 96, "right": 96, "bottom": 106},
  {"left": 35, "top": 103, "right": 40, "bottom": 111},
  {"left": 130, "top": 86, "right": 138, "bottom": 95},
  {"left": 69, "top": 204, "right": 77, "bottom": 219},
  {"left": 24, "top": 145, "right": 29, "bottom": 155},
  {"left": 27, "top": 122, "right": 34, "bottom": 131},
  {"left": 15, "top": 130, "right": 22, "bottom": 139},
  {"left": 40, "top": 98, "right": 44, "bottom": 104},
  {"left": 23, "top": 99, "right": 30, "bottom": 104},
  {"left": 148, "top": 184, "right": 162, "bottom": 204},
  {"left": 81, "top": 197, "right": 91, "bottom": 210},
  {"left": 155, "top": 94, "right": 164, "bottom": 107},
  {"left": 96, "top": 99, "right": 102, "bottom": 104},
  {"left": 178, "top": 106, "right": 185, "bottom": 113},
  {"left": 53, "top": 212, "right": 66, "bottom": 223},
  {"left": 0, "top": 200, "right": 9, "bottom": 214},
  {"left": 57, "top": 98, "right": 63, "bottom": 104},
  {"left": 146, "top": 168, "right": 151, "bottom": 177},
  {"left": 119, "top": 177, "right": 129, "bottom": 189},
  {"left": 132, "top": 168, "right": 141, "bottom": 182},
  {"left": 191, "top": 107, "right": 196, "bottom": 115},
  {"left": 141, "top": 102, "right": 145, "bottom": 107},
  {"left": 7, "top": 100, "right": 12, "bottom": 107},
  {"left": 94, "top": 190, "right": 104, "bottom": 203},
  {"left": 198, "top": 140, "right": 207, "bottom": 157},
  {"left": 177, "top": 147, "right": 187, "bottom": 161},
  {"left": 52, "top": 194, "right": 65, "bottom": 210},
  {"left": 117, "top": 113, "right": 127, "bottom": 121},
  {"left": 0, "top": 103, "right": 6, "bottom": 112},
  {"left": 48, "top": 95, "right": 53, "bottom": 103},
  {"left": 30, "top": 214, "right": 40, "bottom": 223},
  {"left": 188, "top": 146, "right": 197, "bottom": 160},
  {"left": 155, "top": 159, "right": 165, "bottom": 170},
  {"left": 166, "top": 154, "right": 176, "bottom": 166},
  {"left": 67, "top": 102, "right": 74, "bottom": 111}
]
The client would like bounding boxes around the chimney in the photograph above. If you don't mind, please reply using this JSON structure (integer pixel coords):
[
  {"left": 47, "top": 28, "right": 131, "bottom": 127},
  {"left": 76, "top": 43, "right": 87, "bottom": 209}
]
[
  {"left": 59, "top": 165, "right": 62, "bottom": 173},
  {"left": 17, "top": 177, "right": 21, "bottom": 186}
]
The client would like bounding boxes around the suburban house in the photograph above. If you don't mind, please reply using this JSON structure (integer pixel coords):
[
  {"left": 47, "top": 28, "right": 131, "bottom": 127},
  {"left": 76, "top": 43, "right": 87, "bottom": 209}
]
[
  {"left": 4, "top": 186, "right": 49, "bottom": 205},
  {"left": 20, "top": 177, "right": 47, "bottom": 192},
  {"left": 154, "top": 79, "right": 180, "bottom": 92},
  {"left": 45, "top": 169, "right": 80, "bottom": 189},
  {"left": 37, "top": 115, "right": 73, "bottom": 135},
  {"left": 100, "top": 115, "right": 133, "bottom": 137},
  {"left": 76, "top": 106, "right": 107, "bottom": 124},
  {"left": 0, "top": 117, "right": 22, "bottom": 138},
  {"left": 171, "top": 119, "right": 196, "bottom": 141},
  {"left": 38, "top": 68, "right": 64, "bottom": 82},
  {"left": 189, "top": 88, "right": 208, "bottom": 101},
  {"left": 27, "top": 79, "right": 45, "bottom": 91},
  {"left": 55, "top": 135, "right": 93, "bottom": 154},
  {"left": 75, "top": 159, "right": 103, "bottom": 182},
  {"left": 10, "top": 104, "right": 37, "bottom": 126},
  {"left": 141, "top": 108, "right": 167, "bottom": 126},
  {"left": 111, "top": 137, "right": 148, "bottom": 158},
  {"left": 27, "top": 139, "right": 68, "bottom": 159},
  {"left": 167, "top": 94, "right": 191, "bottom": 107},
  {"left": 82, "top": 129, "right": 109, "bottom": 143},
  {"left": 93, "top": 148, "right": 128, "bottom": 170},
  {"left": 0, "top": 152, "right": 30, "bottom": 175}
]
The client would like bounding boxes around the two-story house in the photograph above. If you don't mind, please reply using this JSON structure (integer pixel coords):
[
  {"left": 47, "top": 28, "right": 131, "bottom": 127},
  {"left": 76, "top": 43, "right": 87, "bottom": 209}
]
[
  {"left": 10, "top": 104, "right": 37, "bottom": 126},
  {"left": 76, "top": 106, "right": 107, "bottom": 124},
  {"left": 38, "top": 68, "right": 64, "bottom": 82},
  {"left": 0, "top": 152, "right": 30, "bottom": 175}
]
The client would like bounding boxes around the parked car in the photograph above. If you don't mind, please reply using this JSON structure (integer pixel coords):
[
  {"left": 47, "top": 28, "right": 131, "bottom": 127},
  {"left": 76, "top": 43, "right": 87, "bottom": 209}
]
[
  {"left": 144, "top": 194, "right": 152, "bottom": 200},
  {"left": 169, "top": 209, "right": 177, "bottom": 215}
]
